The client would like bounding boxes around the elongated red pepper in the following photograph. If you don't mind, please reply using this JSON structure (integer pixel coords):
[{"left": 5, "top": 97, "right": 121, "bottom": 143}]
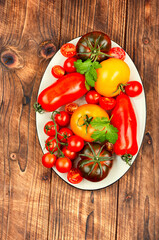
[
  {"left": 35, "top": 73, "right": 87, "bottom": 112},
  {"left": 111, "top": 93, "right": 138, "bottom": 162}
]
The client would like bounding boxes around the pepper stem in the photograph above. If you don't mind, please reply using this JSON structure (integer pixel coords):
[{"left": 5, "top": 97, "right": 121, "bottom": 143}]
[
  {"left": 121, "top": 154, "right": 133, "bottom": 166},
  {"left": 34, "top": 102, "right": 44, "bottom": 113}
]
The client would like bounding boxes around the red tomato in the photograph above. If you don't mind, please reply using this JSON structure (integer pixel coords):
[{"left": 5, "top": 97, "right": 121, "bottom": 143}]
[
  {"left": 125, "top": 81, "right": 142, "bottom": 97},
  {"left": 58, "top": 128, "right": 73, "bottom": 143},
  {"left": 54, "top": 111, "right": 70, "bottom": 127},
  {"left": 67, "top": 168, "right": 83, "bottom": 184},
  {"left": 65, "top": 103, "right": 79, "bottom": 115},
  {"left": 42, "top": 152, "right": 56, "bottom": 168},
  {"left": 67, "top": 135, "right": 84, "bottom": 152},
  {"left": 56, "top": 157, "right": 72, "bottom": 173},
  {"left": 51, "top": 65, "right": 65, "bottom": 78},
  {"left": 85, "top": 90, "right": 100, "bottom": 104},
  {"left": 63, "top": 57, "right": 77, "bottom": 73},
  {"left": 44, "top": 121, "right": 59, "bottom": 136},
  {"left": 108, "top": 47, "right": 126, "bottom": 61},
  {"left": 99, "top": 96, "right": 116, "bottom": 110},
  {"left": 60, "top": 43, "right": 76, "bottom": 57},
  {"left": 62, "top": 146, "right": 78, "bottom": 160},
  {"left": 45, "top": 137, "right": 60, "bottom": 153}
]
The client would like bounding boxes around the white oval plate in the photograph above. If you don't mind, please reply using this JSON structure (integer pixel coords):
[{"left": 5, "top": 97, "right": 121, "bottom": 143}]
[{"left": 36, "top": 37, "right": 146, "bottom": 190}]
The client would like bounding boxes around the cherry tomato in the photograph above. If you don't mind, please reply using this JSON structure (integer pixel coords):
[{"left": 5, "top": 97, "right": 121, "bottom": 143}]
[
  {"left": 60, "top": 43, "right": 76, "bottom": 58},
  {"left": 108, "top": 47, "right": 126, "bottom": 61},
  {"left": 65, "top": 103, "right": 79, "bottom": 115},
  {"left": 63, "top": 57, "right": 77, "bottom": 73},
  {"left": 56, "top": 157, "right": 72, "bottom": 173},
  {"left": 85, "top": 90, "right": 100, "bottom": 104},
  {"left": 62, "top": 146, "right": 78, "bottom": 160},
  {"left": 42, "top": 152, "right": 57, "bottom": 168},
  {"left": 67, "top": 168, "right": 83, "bottom": 184},
  {"left": 44, "top": 121, "right": 59, "bottom": 136},
  {"left": 125, "top": 81, "right": 142, "bottom": 97},
  {"left": 54, "top": 111, "right": 70, "bottom": 127},
  {"left": 99, "top": 96, "right": 116, "bottom": 110},
  {"left": 45, "top": 137, "right": 60, "bottom": 153},
  {"left": 67, "top": 135, "right": 84, "bottom": 152},
  {"left": 51, "top": 65, "right": 65, "bottom": 78},
  {"left": 58, "top": 128, "right": 73, "bottom": 143}
]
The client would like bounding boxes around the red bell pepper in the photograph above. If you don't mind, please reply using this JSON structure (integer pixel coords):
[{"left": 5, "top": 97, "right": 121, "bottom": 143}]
[
  {"left": 111, "top": 93, "right": 138, "bottom": 163},
  {"left": 35, "top": 72, "right": 87, "bottom": 112}
]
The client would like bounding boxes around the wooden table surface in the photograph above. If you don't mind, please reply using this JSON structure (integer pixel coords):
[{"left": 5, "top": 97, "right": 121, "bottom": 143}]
[{"left": 0, "top": 0, "right": 158, "bottom": 239}]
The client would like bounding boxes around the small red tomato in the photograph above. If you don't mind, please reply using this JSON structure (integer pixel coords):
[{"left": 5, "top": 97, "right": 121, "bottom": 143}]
[
  {"left": 85, "top": 90, "right": 100, "bottom": 104},
  {"left": 42, "top": 152, "right": 57, "bottom": 168},
  {"left": 67, "top": 135, "right": 84, "bottom": 152},
  {"left": 58, "top": 128, "right": 73, "bottom": 143},
  {"left": 67, "top": 168, "right": 83, "bottom": 184},
  {"left": 65, "top": 103, "right": 79, "bottom": 115},
  {"left": 63, "top": 57, "right": 78, "bottom": 73},
  {"left": 56, "top": 157, "right": 72, "bottom": 173},
  {"left": 62, "top": 146, "right": 78, "bottom": 160},
  {"left": 99, "top": 96, "right": 116, "bottom": 110},
  {"left": 108, "top": 47, "right": 126, "bottom": 61},
  {"left": 60, "top": 43, "right": 76, "bottom": 58},
  {"left": 51, "top": 65, "right": 65, "bottom": 78},
  {"left": 45, "top": 137, "right": 60, "bottom": 153},
  {"left": 44, "top": 121, "right": 59, "bottom": 136},
  {"left": 125, "top": 81, "right": 143, "bottom": 97},
  {"left": 54, "top": 111, "right": 70, "bottom": 127}
]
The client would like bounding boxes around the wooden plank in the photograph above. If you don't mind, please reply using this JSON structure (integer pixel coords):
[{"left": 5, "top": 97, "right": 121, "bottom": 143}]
[
  {"left": 0, "top": 0, "right": 61, "bottom": 239},
  {"left": 48, "top": 0, "right": 127, "bottom": 239},
  {"left": 117, "top": 0, "right": 159, "bottom": 239}
]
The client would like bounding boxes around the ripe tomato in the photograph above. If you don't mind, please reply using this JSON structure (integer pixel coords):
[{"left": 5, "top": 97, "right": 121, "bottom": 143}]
[
  {"left": 63, "top": 57, "right": 77, "bottom": 73},
  {"left": 95, "top": 58, "right": 130, "bottom": 97},
  {"left": 67, "top": 168, "right": 83, "bottom": 184},
  {"left": 55, "top": 111, "right": 70, "bottom": 127},
  {"left": 51, "top": 65, "right": 65, "bottom": 78},
  {"left": 85, "top": 90, "right": 100, "bottom": 104},
  {"left": 99, "top": 96, "right": 116, "bottom": 110},
  {"left": 45, "top": 137, "right": 60, "bottom": 153},
  {"left": 42, "top": 152, "right": 56, "bottom": 168},
  {"left": 44, "top": 121, "right": 59, "bottom": 136},
  {"left": 55, "top": 157, "right": 72, "bottom": 173},
  {"left": 108, "top": 47, "right": 126, "bottom": 61},
  {"left": 58, "top": 128, "right": 73, "bottom": 143},
  {"left": 67, "top": 135, "right": 84, "bottom": 152},
  {"left": 62, "top": 146, "right": 78, "bottom": 160},
  {"left": 70, "top": 104, "right": 109, "bottom": 142},
  {"left": 60, "top": 43, "right": 76, "bottom": 57},
  {"left": 65, "top": 103, "right": 79, "bottom": 115},
  {"left": 125, "top": 81, "right": 142, "bottom": 97}
]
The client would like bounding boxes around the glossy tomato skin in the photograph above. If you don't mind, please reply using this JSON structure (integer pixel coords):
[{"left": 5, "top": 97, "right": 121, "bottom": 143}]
[
  {"left": 67, "top": 135, "right": 84, "bottom": 152},
  {"left": 70, "top": 104, "right": 109, "bottom": 142},
  {"left": 85, "top": 90, "right": 100, "bottom": 104},
  {"left": 99, "top": 96, "right": 116, "bottom": 110},
  {"left": 42, "top": 153, "right": 57, "bottom": 168},
  {"left": 45, "top": 137, "right": 61, "bottom": 153},
  {"left": 95, "top": 58, "right": 130, "bottom": 97},
  {"left": 65, "top": 103, "right": 79, "bottom": 115},
  {"left": 60, "top": 43, "right": 76, "bottom": 57},
  {"left": 58, "top": 128, "right": 73, "bottom": 143},
  {"left": 78, "top": 143, "right": 113, "bottom": 182},
  {"left": 62, "top": 146, "right": 78, "bottom": 160},
  {"left": 37, "top": 73, "right": 87, "bottom": 112},
  {"left": 55, "top": 111, "right": 70, "bottom": 127},
  {"left": 44, "top": 121, "right": 59, "bottom": 136},
  {"left": 51, "top": 65, "right": 65, "bottom": 78},
  {"left": 125, "top": 81, "right": 142, "bottom": 97},
  {"left": 56, "top": 157, "right": 72, "bottom": 173},
  {"left": 63, "top": 57, "right": 77, "bottom": 73},
  {"left": 108, "top": 47, "right": 126, "bottom": 60},
  {"left": 67, "top": 168, "right": 83, "bottom": 184},
  {"left": 76, "top": 31, "right": 111, "bottom": 62}
]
